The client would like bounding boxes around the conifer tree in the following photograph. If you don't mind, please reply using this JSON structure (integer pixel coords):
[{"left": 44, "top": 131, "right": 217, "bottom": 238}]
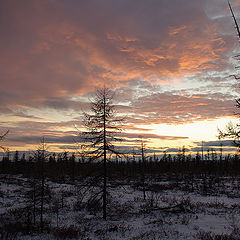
[{"left": 82, "top": 87, "right": 123, "bottom": 220}]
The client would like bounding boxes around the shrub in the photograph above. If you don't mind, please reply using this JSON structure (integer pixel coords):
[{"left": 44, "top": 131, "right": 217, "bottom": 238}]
[
  {"left": 197, "top": 230, "right": 236, "bottom": 240},
  {"left": 52, "top": 226, "right": 80, "bottom": 239}
]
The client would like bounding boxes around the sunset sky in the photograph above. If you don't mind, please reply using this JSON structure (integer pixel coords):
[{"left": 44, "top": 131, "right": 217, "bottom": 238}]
[{"left": 1, "top": 0, "right": 240, "bottom": 155}]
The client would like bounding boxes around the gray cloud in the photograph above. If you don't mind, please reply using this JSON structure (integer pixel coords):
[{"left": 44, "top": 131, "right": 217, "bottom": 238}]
[{"left": 194, "top": 139, "right": 235, "bottom": 147}]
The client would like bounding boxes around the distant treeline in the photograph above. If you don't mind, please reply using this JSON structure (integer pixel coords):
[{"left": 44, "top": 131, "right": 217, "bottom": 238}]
[{"left": 1, "top": 149, "right": 240, "bottom": 178}]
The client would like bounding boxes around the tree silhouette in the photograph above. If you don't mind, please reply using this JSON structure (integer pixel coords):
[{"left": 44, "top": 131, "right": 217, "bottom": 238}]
[
  {"left": 219, "top": 122, "right": 240, "bottom": 148},
  {"left": 228, "top": 1, "right": 240, "bottom": 40},
  {"left": 0, "top": 130, "right": 9, "bottom": 152},
  {"left": 139, "top": 138, "right": 147, "bottom": 200},
  {"left": 31, "top": 137, "right": 50, "bottom": 233},
  {"left": 219, "top": 1, "right": 240, "bottom": 147},
  {"left": 81, "top": 87, "right": 123, "bottom": 220}
]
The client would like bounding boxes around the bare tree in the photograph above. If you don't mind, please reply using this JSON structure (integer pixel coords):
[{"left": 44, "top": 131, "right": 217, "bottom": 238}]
[
  {"left": 219, "top": 1, "right": 240, "bottom": 146},
  {"left": 81, "top": 87, "right": 123, "bottom": 220},
  {"left": 29, "top": 137, "right": 50, "bottom": 233},
  {"left": 140, "top": 139, "right": 147, "bottom": 200},
  {"left": 0, "top": 130, "right": 9, "bottom": 152},
  {"left": 228, "top": 1, "right": 240, "bottom": 40},
  {"left": 39, "top": 138, "right": 47, "bottom": 233},
  {"left": 219, "top": 121, "right": 240, "bottom": 148}
]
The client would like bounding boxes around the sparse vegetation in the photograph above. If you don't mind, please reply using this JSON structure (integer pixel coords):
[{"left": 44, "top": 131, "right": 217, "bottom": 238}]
[{"left": 1, "top": 168, "right": 240, "bottom": 239}]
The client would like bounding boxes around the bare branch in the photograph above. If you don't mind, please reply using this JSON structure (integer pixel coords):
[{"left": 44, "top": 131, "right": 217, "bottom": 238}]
[{"left": 228, "top": 1, "right": 240, "bottom": 41}]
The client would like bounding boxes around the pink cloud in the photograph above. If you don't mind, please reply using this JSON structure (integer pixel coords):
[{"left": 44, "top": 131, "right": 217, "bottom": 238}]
[
  {"left": 0, "top": 0, "right": 235, "bottom": 104},
  {"left": 129, "top": 92, "right": 236, "bottom": 124}
]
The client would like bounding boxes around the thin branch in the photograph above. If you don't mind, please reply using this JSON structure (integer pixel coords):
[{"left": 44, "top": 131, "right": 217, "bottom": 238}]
[{"left": 228, "top": 0, "right": 240, "bottom": 40}]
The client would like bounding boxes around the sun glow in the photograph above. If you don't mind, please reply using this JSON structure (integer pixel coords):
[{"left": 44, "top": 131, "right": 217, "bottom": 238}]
[{"left": 135, "top": 117, "right": 239, "bottom": 149}]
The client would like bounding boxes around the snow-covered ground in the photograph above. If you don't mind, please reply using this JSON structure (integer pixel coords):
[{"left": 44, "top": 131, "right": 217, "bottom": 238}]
[{"left": 1, "top": 174, "right": 240, "bottom": 239}]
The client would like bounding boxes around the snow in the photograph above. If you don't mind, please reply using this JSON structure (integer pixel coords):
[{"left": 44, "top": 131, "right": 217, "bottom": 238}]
[{"left": 1, "top": 174, "right": 240, "bottom": 239}]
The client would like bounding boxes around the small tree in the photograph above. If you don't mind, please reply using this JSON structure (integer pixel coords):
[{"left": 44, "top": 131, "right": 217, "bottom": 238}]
[
  {"left": 38, "top": 138, "right": 47, "bottom": 233},
  {"left": 140, "top": 139, "right": 147, "bottom": 200},
  {"left": 29, "top": 137, "right": 50, "bottom": 233},
  {"left": 0, "top": 130, "right": 9, "bottom": 151},
  {"left": 219, "top": 121, "right": 240, "bottom": 148},
  {"left": 0, "top": 130, "right": 9, "bottom": 173},
  {"left": 81, "top": 87, "right": 123, "bottom": 220}
]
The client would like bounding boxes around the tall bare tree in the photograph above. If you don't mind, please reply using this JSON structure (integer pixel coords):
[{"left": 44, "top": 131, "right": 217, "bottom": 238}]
[
  {"left": 82, "top": 87, "right": 123, "bottom": 220},
  {"left": 219, "top": 1, "right": 240, "bottom": 147},
  {"left": 228, "top": 1, "right": 240, "bottom": 40}
]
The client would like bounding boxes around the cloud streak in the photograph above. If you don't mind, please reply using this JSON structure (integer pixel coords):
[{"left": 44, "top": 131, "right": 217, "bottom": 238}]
[{"left": 129, "top": 92, "right": 235, "bottom": 124}]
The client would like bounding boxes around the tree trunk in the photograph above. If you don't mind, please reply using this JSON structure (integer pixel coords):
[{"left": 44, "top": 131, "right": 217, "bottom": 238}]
[
  {"left": 141, "top": 141, "right": 146, "bottom": 201},
  {"left": 40, "top": 175, "right": 44, "bottom": 233},
  {"left": 33, "top": 181, "right": 36, "bottom": 225},
  {"left": 103, "top": 94, "right": 107, "bottom": 220}
]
